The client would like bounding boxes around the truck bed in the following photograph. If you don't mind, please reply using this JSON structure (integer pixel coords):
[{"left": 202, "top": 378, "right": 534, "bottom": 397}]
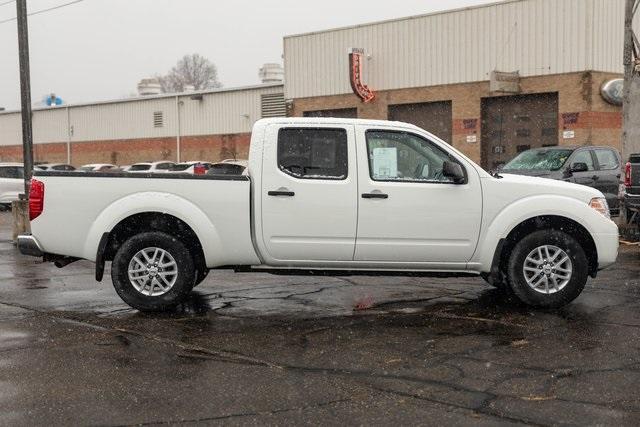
[{"left": 30, "top": 171, "right": 260, "bottom": 267}]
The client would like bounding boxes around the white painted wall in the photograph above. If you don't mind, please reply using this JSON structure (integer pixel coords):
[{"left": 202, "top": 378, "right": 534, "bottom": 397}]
[
  {"left": 0, "top": 84, "right": 284, "bottom": 146},
  {"left": 284, "top": 0, "right": 637, "bottom": 99}
]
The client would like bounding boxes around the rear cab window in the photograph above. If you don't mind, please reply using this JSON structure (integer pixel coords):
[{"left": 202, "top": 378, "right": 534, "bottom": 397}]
[{"left": 277, "top": 128, "right": 348, "bottom": 180}]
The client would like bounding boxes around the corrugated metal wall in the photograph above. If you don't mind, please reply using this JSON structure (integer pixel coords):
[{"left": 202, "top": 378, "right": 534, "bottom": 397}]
[
  {"left": 0, "top": 84, "right": 284, "bottom": 146},
  {"left": 284, "top": 0, "right": 637, "bottom": 99}
]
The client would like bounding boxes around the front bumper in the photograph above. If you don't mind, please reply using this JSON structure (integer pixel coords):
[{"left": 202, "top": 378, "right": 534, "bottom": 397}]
[
  {"left": 17, "top": 234, "right": 44, "bottom": 257},
  {"left": 593, "top": 231, "right": 619, "bottom": 270}
]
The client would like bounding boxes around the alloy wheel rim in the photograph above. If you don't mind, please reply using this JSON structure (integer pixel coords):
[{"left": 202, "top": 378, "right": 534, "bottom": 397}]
[
  {"left": 523, "top": 245, "right": 572, "bottom": 295},
  {"left": 128, "top": 247, "right": 178, "bottom": 297}
]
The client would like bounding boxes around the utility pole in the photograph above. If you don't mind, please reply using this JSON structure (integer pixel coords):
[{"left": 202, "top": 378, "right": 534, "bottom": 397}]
[
  {"left": 623, "top": 0, "right": 640, "bottom": 162},
  {"left": 16, "top": 0, "right": 34, "bottom": 197},
  {"left": 12, "top": 0, "right": 34, "bottom": 241}
]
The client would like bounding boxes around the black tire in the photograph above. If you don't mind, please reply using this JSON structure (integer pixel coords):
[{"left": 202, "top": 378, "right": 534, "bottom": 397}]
[
  {"left": 111, "top": 231, "right": 195, "bottom": 312},
  {"left": 507, "top": 229, "right": 588, "bottom": 308}
]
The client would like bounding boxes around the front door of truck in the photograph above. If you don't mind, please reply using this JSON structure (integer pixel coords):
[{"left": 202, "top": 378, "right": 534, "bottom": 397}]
[
  {"left": 261, "top": 124, "right": 358, "bottom": 262},
  {"left": 354, "top": 127, "right": 482, "bottom": 265}
]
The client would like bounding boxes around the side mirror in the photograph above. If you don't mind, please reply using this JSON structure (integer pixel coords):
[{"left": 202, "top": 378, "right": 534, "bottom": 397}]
[
  {"left": 442, "top": 161, "right": 465, "bottom": 184},
  {"left": 570, "top": 162, "right": 589, "bottom": 173}
]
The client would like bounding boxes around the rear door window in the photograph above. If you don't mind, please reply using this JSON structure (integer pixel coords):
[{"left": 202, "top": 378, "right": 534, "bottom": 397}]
[
  {"left": 594, "top": 149, "right": 619, "bottom": 170},
  {"left": 277, "top": 128, "right": 348, "bottom": 180}
]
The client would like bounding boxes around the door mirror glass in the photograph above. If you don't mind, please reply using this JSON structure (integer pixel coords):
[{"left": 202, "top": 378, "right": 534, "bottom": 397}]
[
  {"left": 570, "top": 162, "right": 589, "bottom": 173},
  {"left": 443, "top": 161, "right": 465, "bottom": 184}
]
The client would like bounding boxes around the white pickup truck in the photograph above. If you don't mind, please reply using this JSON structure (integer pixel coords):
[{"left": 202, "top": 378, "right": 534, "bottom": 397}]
[{"left": 18, "top": 118, "right": 619, "bottom": 312}]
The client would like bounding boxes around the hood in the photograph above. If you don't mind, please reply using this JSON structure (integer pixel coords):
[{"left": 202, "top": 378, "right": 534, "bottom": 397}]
[
  {"left": 489, "top": 173, "right": 603, "bottom": 204},
  {"left": 499, "top": 169, "right": 554, "bottom": 178}
]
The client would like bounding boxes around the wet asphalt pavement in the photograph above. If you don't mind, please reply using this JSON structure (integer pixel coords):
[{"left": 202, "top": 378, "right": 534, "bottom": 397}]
[{"left": 0, "top": 212, "right": 639, "bottom": 426}]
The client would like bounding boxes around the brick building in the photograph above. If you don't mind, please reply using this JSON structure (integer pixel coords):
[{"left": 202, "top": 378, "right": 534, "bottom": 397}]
[
  {"left": 0, "top": 83, "right": 285, "bottom": 166},
  {"left": 283, "top": 0, "right": 635, "bottom": 170}
]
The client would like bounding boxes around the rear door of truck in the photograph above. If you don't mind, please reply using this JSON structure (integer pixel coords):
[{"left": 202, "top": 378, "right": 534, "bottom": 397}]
[{"left": 260, "top": 123, "right": 358, "bottom": 262}]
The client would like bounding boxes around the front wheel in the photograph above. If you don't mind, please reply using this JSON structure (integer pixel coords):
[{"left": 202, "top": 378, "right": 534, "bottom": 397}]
[
  {"left": 111, "top": 231, "right": 195, "bottom": 312},
  {"left": 507, "top": 230, "right": 588, "bottom": 308}
]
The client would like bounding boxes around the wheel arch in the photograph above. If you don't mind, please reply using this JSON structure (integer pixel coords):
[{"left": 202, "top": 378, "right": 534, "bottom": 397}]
[
  {"left": 96, "top": 212, "right": 207, "bottom": 282},
  {"left": 492, "top": 215, "right": 598, "bottom": 278}
]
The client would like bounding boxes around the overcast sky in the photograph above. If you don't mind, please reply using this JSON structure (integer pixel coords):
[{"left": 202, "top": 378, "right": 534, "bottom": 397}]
[{"left": 0, "top": 0, "right": 496, "bottom": 110}]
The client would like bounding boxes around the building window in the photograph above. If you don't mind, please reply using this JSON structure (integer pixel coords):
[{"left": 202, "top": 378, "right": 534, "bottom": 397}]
[
  {"left": 541, "top": 127, "right": 556, "bottom": 137},
  {"left": 277, "top": 128, "right": 348, "bottom": 180},
  {"left": 153, "top": 111, "right": 164, "bottom": 128},
  {"left": 516, "top": 128, "right": 531, "bottom": 137}
]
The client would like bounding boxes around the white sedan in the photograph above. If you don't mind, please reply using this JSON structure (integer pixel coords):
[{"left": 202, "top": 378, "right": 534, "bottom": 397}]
[
  {"left": 78, "top": 164, "right": 118, "bottom": 172},
  {"left": 0, "top": 163, "right": 24, "bottom": 208},
  {"left": 127, "top": 161, "right": 175, "bottom": 173}
]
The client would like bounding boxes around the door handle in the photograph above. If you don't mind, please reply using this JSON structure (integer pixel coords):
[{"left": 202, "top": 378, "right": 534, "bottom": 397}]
[
  {"left": 268, "top": 190, "right": 295, "bottom": 197},
  {"left": 362, "top": 192, "right": 389, "bottom": 199}
]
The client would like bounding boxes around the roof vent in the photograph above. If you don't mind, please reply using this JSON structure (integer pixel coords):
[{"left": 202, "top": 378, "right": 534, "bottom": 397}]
[
  {"left": 259, "top": 63, "right": 284, "bottom": 83},
  {"left": 261, "top": 93, "right": 286, "bottom": 118},
  {"left": 138, "top": 78, "right": 162, "bottom": 96}
]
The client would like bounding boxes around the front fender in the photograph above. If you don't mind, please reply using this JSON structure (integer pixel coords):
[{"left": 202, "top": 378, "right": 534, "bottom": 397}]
[
  {"left": 83, "top": 192, "right": 222, "bottom": 266},
  {"left": 472, "top": 195, "right": 611, "bottom": 272}
]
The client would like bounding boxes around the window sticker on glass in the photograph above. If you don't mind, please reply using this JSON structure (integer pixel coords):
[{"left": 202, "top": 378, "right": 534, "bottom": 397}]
[{"left": 372, "top": 147, "right": 398, "bottom": 179}]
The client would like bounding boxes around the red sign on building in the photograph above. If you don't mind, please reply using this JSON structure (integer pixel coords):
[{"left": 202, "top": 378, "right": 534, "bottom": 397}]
[{"left": 349, "top": 49, "right": 375, "bottom": 103}]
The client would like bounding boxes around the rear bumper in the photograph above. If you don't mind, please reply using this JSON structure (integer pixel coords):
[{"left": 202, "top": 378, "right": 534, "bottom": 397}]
[
  {"left": 624, "top": 193, "right": 640, "bottom": 209},
  {"left": 17, "top": 234, "right": 44, "bottom": 257}
]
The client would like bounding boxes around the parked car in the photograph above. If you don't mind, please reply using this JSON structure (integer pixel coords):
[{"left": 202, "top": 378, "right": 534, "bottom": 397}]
[
  {"left": 18, "top": 118, "right": 618, "bottom": 312},
  {"left": 501, "top": 146, "right": 622, "bottom": 215},
  {"left": 622, "top": 153, "right": 640, "bottom": 225},
  {"left": 169, "top": 161, "right": 213, "bottom": 175},
  {"left": 208, "top": 159, "right": 248, "bottom": 175},
  {"left": 35, "top": 163, "right": 76, "bottom": 172},
  {"left": 128, "top": 161, "right": 175, "bottom": 173},
  {"left": 78, "top": 164, "right": 118, "bottom": 172},
  {"left": 0, "top": 163, "right": 24, "bottom": 209}
]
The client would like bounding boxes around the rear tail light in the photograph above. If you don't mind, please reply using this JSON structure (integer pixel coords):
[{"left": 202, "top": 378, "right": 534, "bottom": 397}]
[
  {"left": 193, "top": 163, "right": 206, "bottom": 175},
  {"left": 29, "top": 179, "right": 44, "bottom": 221},
  {"left": 625, "top": 161, "right": 632, "bottom": 187}
]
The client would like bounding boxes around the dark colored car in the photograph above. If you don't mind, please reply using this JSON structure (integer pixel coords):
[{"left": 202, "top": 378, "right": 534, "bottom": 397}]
[
  {"left": 501, "top": 146, "right": 622, "bottom": 214},
  {"left": 622, "top": 153, "right": 640, "bottom": 225}
]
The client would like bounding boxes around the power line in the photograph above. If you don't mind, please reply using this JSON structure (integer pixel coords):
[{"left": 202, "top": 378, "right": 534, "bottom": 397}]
[
  {"left": 0, "top": 0, "right": 15, "bottom": 7},
  {"left": 0, "top": 0, "right": 87, "bottom": 25}
]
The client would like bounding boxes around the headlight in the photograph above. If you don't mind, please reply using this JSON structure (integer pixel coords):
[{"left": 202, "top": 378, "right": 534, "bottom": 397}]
[{"left": 589, "top": 197, "right": 610, "bottom": 219}]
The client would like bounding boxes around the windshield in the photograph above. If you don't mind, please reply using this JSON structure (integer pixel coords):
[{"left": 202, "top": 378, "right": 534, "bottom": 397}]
[
  {"left": 503, "top": 149, "right": 573, "bottom": 171},
  {"left": 129, "top": 164, "right": 151, "bottom": 171}
]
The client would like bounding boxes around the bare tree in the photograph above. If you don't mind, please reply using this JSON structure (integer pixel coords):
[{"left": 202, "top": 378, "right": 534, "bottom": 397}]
[{"left": 158, "top": 54, "right": 222, "bottom": 93}]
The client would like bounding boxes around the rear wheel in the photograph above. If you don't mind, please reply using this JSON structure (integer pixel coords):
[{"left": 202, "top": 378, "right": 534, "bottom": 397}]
[
  {"left": 111, "top": 231, "right": 195, "bottom": 312},
  {"left": 507, "top": 230, "right": 588, "bottom": 308}
]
